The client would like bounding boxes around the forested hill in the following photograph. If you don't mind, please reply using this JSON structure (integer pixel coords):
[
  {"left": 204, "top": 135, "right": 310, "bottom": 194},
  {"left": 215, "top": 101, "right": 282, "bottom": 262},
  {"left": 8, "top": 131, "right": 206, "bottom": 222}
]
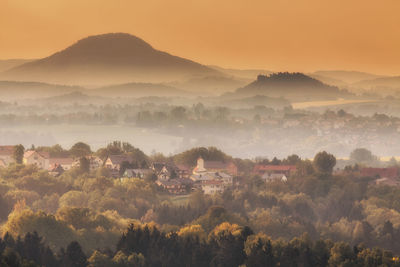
[{"left": 230, "top": 72, "right": 352, "bottom": 101}]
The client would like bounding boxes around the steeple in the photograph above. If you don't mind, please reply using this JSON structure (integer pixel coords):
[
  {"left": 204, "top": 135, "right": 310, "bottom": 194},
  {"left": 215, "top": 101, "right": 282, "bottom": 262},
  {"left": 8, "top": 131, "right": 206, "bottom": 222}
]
[{"left": 193, "top": 157, "right": 207, "bottom": 174}]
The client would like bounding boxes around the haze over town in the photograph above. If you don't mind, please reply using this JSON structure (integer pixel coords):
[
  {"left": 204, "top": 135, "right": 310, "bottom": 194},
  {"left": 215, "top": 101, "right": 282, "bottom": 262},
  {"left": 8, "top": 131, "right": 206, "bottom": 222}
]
[{"left": 1, "top": 1, "right": 400, "bottom": 267}]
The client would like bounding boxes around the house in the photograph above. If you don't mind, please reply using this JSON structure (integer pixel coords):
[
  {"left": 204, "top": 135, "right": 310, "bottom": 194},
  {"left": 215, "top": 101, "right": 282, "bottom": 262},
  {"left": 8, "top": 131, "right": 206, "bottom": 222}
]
[
  {"left": 0, "top": 145, "right": 15, "bottom": 166},
  {"left": 104, "top": 155, "right": 133, "bottom": 171},
  {"left": 151, "top": 162, "right": 165, "bottom": 173},
  {"left": 192, "top": 158, "right": 238, "bottom": 176},
  {"left": 361, "top": 167, "right": 399, "bottom": 179},
  {"left": 191, "top": 158, "right": 233, "bottom": 182},
  {"left": 156, "top": 178, "right": 192, "bottom": 194},
  {"left": 123, "top": 168, "right": 152, "bottom": 179},
  {"left": 262, "top": 173, "right": 288, "bottom": 182},
  {"left": 151, "top": 162, "right": 178, "bottom": 180},
  {"left": 200, "top": 180, "right": 225, "bottom": 195},
  {"left": 175, "top": 164, "right": 191, "bottom": 178},
  {"left": 23, "top": 151, "right": 50, "bottom": 169},
  {"left": 48, "top": 163, "right": 64, "bottom": 177},
  {"left": 88, "top": 156, "right": 104, "bottom": 170},
  {"left": 253, "top": 164, "right": 297, "bottom": 177},
  {"left": 190, "top": 171, "right": 233, "bottom": 185},
  {"left": 49, "top": 157, "right": 74, "bottom": 170},
  {"left": 190, "top": 158, "right": 233, "bottom": 193},
  {"left": 72, "top": 156, "right": 104, "bottom": 171}
]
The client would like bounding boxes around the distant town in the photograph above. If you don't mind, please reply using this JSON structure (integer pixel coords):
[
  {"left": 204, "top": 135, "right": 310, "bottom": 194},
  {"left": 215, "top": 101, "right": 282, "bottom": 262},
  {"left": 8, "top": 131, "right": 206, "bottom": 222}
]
[{"left": 1, "top": 143, "right": 399, "bottom": 196}]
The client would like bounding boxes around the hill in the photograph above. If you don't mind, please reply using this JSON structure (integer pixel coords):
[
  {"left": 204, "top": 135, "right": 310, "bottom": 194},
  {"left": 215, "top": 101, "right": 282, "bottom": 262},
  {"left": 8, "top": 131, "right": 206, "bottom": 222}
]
[
  {"left": 353, "top": 76, "right": 400, "bottom": 90},
  {"left": 0, "top": 80, "right": 83, "bottom": 100},
  {"left": 312, "top": 70, "right": 384, "bottom": 84},
  {"left": 2, "top": 33, "right": 219, "bottom": 85},
  {"left": 308, "top": 73, "right": 348, "bottom": 87},
  {"left": 227, "top": 72, "right": 352, "bottom": 101}
]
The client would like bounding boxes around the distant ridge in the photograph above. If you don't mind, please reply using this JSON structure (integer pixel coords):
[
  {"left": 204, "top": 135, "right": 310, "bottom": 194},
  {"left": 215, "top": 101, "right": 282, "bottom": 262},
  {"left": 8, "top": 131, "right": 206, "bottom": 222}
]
[
  {"left": 0, "top": 80, "right": 83, "bottom": 100},
  {"left": 353, "top": 76, "right": 400, "bottom": 89},
  {"left": 2, "top": 33, "right": 219, "bottom": 85},
  {"left": 312, "top": 70, "right": 384, "bottom": 84},
  {"left": 208, "top": 65, "right": 272, "bottom": 80}
]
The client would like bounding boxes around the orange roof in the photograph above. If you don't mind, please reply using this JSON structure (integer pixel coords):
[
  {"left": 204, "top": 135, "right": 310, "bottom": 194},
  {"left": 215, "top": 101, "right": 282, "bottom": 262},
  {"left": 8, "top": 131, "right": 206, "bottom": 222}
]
[{"left": 0, "top": 146, "right": 14, "bottom": 156}]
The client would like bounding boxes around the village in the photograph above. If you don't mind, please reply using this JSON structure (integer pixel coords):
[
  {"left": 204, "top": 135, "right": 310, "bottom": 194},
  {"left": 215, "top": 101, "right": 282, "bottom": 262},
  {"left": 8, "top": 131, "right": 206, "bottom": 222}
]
[{"left": 0, "top": 143, "right": 399, "bottom": 195}]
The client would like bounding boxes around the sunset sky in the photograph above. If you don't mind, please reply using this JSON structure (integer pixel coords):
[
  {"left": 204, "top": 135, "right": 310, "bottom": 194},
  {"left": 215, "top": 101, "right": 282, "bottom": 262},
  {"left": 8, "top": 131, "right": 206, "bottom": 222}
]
[{"left": 1, "top": 0, "right": 399, "bottom": 75}]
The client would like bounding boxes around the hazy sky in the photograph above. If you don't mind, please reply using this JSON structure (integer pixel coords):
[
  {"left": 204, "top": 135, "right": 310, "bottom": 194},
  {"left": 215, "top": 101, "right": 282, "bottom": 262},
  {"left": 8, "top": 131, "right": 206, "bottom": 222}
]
[{"left": 1, "top": 0, "right": 400, "bottom": 75}]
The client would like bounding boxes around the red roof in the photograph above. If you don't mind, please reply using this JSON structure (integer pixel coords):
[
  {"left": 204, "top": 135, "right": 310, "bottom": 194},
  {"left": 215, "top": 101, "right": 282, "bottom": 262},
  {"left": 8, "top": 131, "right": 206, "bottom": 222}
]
[
  {"left": 176, "top": 164, "right": 191, "bottom": 171},
  {"left": 0, "top": 146, "right": 14, "bottom": 156},
  {"left": 361, "top": 168, "right": 399, "bottom": 179},
  {"left": 254, "top": 165, "right": 297, "bottom": 172}
]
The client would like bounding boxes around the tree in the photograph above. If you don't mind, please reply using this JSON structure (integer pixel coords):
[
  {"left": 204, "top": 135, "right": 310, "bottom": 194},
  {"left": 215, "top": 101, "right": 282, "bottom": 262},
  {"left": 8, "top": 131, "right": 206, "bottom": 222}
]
[
  {"left": 284, "top": 154, "right": 301, "bottom": 165},
  {"left": 350, "top": 148, "right": 377, "bottom": 163},
  {"left": 79, "top": 157, "right": 90, "bottom": 173},
  {"left": 144, "top": 173, "right": 157, "bottom": 183},
  {"left": 382, "top": 220, "right": 394, "bottom": 236},
  {"left": 70, "top": 142, "right": 91, "bottom": 158},
  {"left": 88, "top": 250, "right": 113, "bottom": 267},
  {"left": 296, "top": 160, "right": 315, "bottom": 176},
  {"left": 313, "top": 151, "right": 336, "bottom": 175},
  {"left": 244, "top": 234, "right": 275, "bottom": 267},
  {"left": 270, "top": 157, "right": 281, "bottom": 165},
  {"left": 13, "top": 144, "right": 24, "bottom": 164},
  {"left": 170, "top": 106, "right": 187, "bottom": 121},
  {"left": 64, "top": 241, "right": 87, "bottom": 267},
  {"left": 173, "top": 147, "right": 230, "bottom": 166},
  {"left": 36, "top": 144, "right": 69, "bottom": 157}
]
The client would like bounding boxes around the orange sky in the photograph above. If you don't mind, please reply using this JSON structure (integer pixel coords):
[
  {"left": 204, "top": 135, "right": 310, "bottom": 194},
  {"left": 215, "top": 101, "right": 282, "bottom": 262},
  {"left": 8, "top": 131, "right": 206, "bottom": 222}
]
[{"left": 1, "top": 0, "right": 400, "bottom": 75}]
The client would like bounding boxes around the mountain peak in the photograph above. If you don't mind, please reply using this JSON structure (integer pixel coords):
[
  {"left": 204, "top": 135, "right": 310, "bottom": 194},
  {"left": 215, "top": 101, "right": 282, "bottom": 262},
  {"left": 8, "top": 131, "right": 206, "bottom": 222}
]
[
  {"left": 62, "top": 33, "right": 154, "bottom": 55},
  {"left": 2, "top": 33, "right": 218, "bottom": 85},
  {"left": 45, "top": 33, "right": 156, "bottom": 65}
]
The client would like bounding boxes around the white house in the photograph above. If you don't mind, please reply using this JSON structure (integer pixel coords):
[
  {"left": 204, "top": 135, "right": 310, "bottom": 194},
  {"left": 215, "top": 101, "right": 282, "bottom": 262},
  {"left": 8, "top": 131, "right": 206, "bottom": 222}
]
[
  {"left": 23, "top": 151, "right": 50, "bottom": 169},
  {"left": 201, "top": 180, "right": 225, "bottom": 195},
  {"left": 262, "top": 173, "right": 288, "bottom": 182},
  {"left": 191, "top": 157, "right": 233, "bottom": 185}
]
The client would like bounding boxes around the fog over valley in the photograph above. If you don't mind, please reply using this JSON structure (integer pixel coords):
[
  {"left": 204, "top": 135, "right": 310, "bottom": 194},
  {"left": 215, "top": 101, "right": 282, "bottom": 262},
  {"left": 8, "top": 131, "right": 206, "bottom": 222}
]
[{"left": 0, "top": 34, "right": 400, "bottom": 159}]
